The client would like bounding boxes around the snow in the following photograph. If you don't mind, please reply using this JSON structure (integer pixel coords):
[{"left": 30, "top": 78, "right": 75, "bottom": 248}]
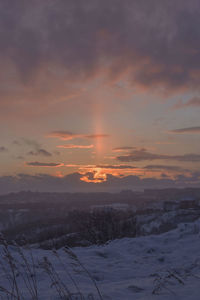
[
  {"left": 1, "top": 219, "right": 200, "bottom": 299},
  {"left": 91, "top": 203, "right": 131, "bottom": 211}
]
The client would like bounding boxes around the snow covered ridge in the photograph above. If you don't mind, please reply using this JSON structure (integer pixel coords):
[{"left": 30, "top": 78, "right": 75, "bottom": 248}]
[{"left": 1, "top": 220, "right": 200, "bottom": 299}]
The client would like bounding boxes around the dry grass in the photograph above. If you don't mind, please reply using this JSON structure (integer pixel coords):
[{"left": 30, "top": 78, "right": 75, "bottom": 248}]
[{"left": 0, "top": 235, "right": 102, "bottom": 300}]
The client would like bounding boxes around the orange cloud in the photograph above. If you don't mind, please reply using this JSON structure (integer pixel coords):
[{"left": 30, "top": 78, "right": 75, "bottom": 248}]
[
  {"left": 112, "top": 146, "right": 136, "bottom": 152},
  {"left": 70, "top": 164, "right": 142, "bottom": 183},
  {"left": 67, "top": 162, "right": 191, "bottom": 183},
  {"left": 48, "top": 131, "right": 81, "bottom": 140},
  {"left": 57, "top": 144, "right": 94, "bottom": 149},
  {"left": 48, "top": 131, "right": 110, "bottom": 141},
  {"left": 80, "top": 168, "right": 107, "bottom": 183},
  {"left": 54, "top": 171, "right": 65, "bottom": 178},
  {"left": 66, "top": 163, "right": 137, "bottom": 170}
]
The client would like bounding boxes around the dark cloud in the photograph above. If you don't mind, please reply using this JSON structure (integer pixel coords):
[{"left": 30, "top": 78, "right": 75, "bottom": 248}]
[
  {"left": 0, "top": 171, "right": 200, "bottom": 194},
  {"left": 168, "top": 126, "right": 200, "bottom": 133},
  {"left": 117, "top": 149, "right": 167, "bottom": 162},
  {"left": 0, "top": 0, "right": 200, "bottom": 94},
  {"left": 0, "top": 146, "right": 8, "bottom": 153},
  {"left": 13, "top": 138, "right": 41, "bottom": 148},
  {"left": 27, "top": 148, "right": 52, "bottom": 157},
  {"left": 144, "top": 165, "right": 187, "bottom": 172},
  {"left": 26, "top": 162, "right": 62, "bottom": 167},
  {"left": 117, "top": 148, "right": 200, "bottom": 162},
  {"left": 14, "top": 138, "right": 52, "bottom": 157}
]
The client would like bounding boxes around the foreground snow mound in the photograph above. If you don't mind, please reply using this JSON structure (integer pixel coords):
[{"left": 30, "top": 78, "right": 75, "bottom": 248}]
[{"left": 0, "top": 220, "right": 200, "bottom": 299}]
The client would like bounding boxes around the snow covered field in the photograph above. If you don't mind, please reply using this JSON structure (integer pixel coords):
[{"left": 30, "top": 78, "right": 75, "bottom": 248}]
[{"left": 1, "top": 219, "right": 200, "bottom": 299}]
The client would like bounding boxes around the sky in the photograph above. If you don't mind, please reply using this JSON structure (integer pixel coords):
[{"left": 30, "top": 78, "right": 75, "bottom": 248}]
[{"left": 1, "top": 0, "right": 200, "bottom": 193}]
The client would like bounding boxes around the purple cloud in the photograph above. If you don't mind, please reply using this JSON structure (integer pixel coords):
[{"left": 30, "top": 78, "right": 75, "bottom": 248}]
[
  {"left": 0, "top": 146, "right": 8, "bottom": 153},
  {"left": 0, "top": 0, "right": 200, "bottom": 94},
  {"left": 27, "top": 149, "right": 52, "bottom": 157},
  {"left": 168, "top": 126, "right": 200, "bottom": 134},
  {"left": 26, "top": 162, "right": 63, "bottom": 167},
  {"left": 0, "top": 171, "right": 200, "bottom": 194},
  {"left": 117, "top": 148, "right": 200, "bottom": 162}
]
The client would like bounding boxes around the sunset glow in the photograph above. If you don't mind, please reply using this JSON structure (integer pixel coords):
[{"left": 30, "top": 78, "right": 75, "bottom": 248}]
[
  {"left": 80, "top": 168, "right": 107, "bottom": 183},
  {"left": 1, "top": 4, "right": 200, "bottom": 299},
  {"left": 0, "top": 0, "right": 200, "bottom": 193}
]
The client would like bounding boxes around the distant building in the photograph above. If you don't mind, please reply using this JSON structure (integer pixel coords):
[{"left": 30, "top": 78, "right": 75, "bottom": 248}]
[
  {"left": 163, "top": 201, "right": 179, "bottom": 211},
  {"left": 91, "top": 203, "right": 130, "bottom": 212},
  {"left": 179, "top": 199, "right": 199, "bottom": 210}
]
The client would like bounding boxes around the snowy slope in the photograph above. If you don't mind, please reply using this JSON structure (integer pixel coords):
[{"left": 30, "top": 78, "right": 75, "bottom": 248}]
[{"left": 1, "top": 219, "right": 200, "bottom": 299}]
